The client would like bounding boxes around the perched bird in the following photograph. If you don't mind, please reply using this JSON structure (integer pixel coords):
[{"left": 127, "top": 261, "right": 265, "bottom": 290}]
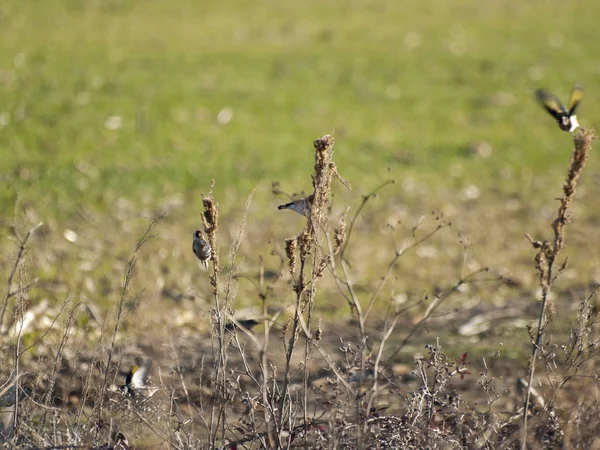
[
  {"left": 120, "top": 357, "right": 158, "bottom": 397},
  {"left": 535, "top": 85, "right": 583, "bottom": 132},
  {"left": 192, "top": 230, "right": 212, "bottom": 270},
  {"left": 277, "top": 195, "right": 313, "bottom": 217}
]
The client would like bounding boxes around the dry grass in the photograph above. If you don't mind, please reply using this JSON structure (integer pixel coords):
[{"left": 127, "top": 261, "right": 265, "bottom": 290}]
[{"left": 0, "top": 131, "right": 599, "bottom": 449}]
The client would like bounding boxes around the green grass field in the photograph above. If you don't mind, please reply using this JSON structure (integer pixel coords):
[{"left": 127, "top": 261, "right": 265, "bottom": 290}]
[
  {"left": 2, "top": 0, "right": 599, "bottom": 219},
  {"left": 1, "top": 1, "right": 600, "bottom": 445}
]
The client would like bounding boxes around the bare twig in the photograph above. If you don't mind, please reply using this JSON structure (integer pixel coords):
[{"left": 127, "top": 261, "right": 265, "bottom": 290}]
[
  {"left": 98, "top": 213, "right": 164, "bottom": 417},
  {"left": 0, "top": 221, "right": 43, "bottom": 334}
]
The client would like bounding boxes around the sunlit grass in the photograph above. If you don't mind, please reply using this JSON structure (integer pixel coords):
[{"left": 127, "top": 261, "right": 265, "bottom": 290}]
[{"left": 1, "top": 0, "right": 599, "bottom": 220}]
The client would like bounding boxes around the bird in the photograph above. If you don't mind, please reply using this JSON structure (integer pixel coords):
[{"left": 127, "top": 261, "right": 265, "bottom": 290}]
[
  {"left": 192, "top": 229, "right": 212, "bottom": 270},
  {"left": 277, "top": 195, "right": 313, "bottom": 217},
  {"left": 0, "top": 373, "right": 29, "bottom": 407},
  {"left": 98, "top": 432, "right": 131, "bottom": 450},
  {"left": 120, "top": 357, "right": 158, "bottom": 397},
  {"left": 113, "top": 432, "right": 131, "bottom": 450},
  {"left": 535, "top": 85, "right": 583, "bottom": 133}
]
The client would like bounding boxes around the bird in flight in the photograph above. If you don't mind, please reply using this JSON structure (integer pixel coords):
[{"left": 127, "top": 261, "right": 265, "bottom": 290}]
[
  {"left": 535, "top": 85, "right": 583, "bottom": 133},
  {"left": 120, "top": 357, "right": 158, "bottom": 397}
]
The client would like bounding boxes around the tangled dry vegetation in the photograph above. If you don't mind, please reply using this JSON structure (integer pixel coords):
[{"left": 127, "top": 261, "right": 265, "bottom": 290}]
[{"left": 1, "top": 131, "right": 599, "bottom": 449}]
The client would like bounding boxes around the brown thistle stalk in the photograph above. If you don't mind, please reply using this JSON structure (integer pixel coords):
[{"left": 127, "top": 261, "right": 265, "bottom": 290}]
[
  {"left": 521, "top": 129, "right": 595, "bottom": 449},
  {"left": 200, "top": 181, "right": 229, "bottom": 446},
  {"left": 278, "top": 134, "right": 336, "bottom": 447}
]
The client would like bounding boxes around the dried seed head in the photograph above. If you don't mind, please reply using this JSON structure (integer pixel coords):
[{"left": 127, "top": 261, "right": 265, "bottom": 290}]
[
  {"left": 315, "top": 323, "right": 322, "bottom": 342},
  {"left": 299, "top": 229, "right": 313, "bottom": 260},
  {"left": 281, "top": 319, "right": 290, "bottom": 339},
  {"left": 333, "top": 211, "right": 347, "bottom": 254},
  {"left": 285, "top": 238, "right": 298, "bottom": 276},
  {"left": 306, "top": 134, "right": 335, "bottom": 228},
  {"left": 200, "top": 181, "right": 220, "bottom": 274},
  {"left": 202, "top": 196, "right": 218, "bottom": 230},
  {"left": 314, "top": 134, "right": 335, "bottom": 154}
]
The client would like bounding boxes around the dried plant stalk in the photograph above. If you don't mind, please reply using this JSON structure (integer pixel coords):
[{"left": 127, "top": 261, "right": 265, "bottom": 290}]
[{"left": 522, "top": 129, "right": 595, "bottom": 450}]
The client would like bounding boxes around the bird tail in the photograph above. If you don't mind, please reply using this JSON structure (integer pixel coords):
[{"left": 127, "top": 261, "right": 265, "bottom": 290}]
[{"left": 278, "top": 202, "right": 293, "bottom": 210}]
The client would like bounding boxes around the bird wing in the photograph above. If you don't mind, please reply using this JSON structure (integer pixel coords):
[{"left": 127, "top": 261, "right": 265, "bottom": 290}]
[
  {"left": 535, "top": 88, "right": 567, "bottom": 119},
  {"left": 567, "top": 85, "right": 583, "bottom": 116},
  {"left": 194, "top": 237, "right": 211, "bottom": 267}
]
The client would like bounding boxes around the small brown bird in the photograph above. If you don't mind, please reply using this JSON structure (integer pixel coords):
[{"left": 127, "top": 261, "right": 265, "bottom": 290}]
[
  {"left": 535, "top": 85, "right": 583, "bottom": 133},
  {"left": 277, "top": 195, "right": 313, "bottom": 217},
  {"left": 192, "top": 230, "right": 212, "bottom": 270}
]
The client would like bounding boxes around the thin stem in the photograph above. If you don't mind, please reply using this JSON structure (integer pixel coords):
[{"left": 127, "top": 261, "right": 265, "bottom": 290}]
[
  {"left": 521, "top": 130, "right": 593, "bottom": 449},
  {"left": 0, "top": 222, "right": 42, "bottom": 334}
]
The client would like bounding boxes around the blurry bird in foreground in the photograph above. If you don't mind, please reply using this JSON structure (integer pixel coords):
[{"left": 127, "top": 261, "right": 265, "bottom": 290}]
[
  {"left": 535, "top": 85, "right": 583, "bottom": 133},
  {"left": 99, "top": 432, "right": 131, "bottom": 450},
  {"left": 120, "top": 358, "right": 158, "bottom": 397},
  {"left": 192, "top": 230, "right": 212, "bottom": 270},
  {"left": 277, "top": 194, "right": 314, "bottom": 217},
  {"left": 0, "top": 374, "right": 29, "bottom": 407},
  {"left": 113, "top": 432, "right": 131, "bottom": 450}
]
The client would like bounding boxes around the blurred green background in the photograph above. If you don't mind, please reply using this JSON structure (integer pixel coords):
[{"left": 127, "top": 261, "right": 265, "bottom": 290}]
[{"left": 1, "top": 0, "right": 599, "bottom": 219}]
